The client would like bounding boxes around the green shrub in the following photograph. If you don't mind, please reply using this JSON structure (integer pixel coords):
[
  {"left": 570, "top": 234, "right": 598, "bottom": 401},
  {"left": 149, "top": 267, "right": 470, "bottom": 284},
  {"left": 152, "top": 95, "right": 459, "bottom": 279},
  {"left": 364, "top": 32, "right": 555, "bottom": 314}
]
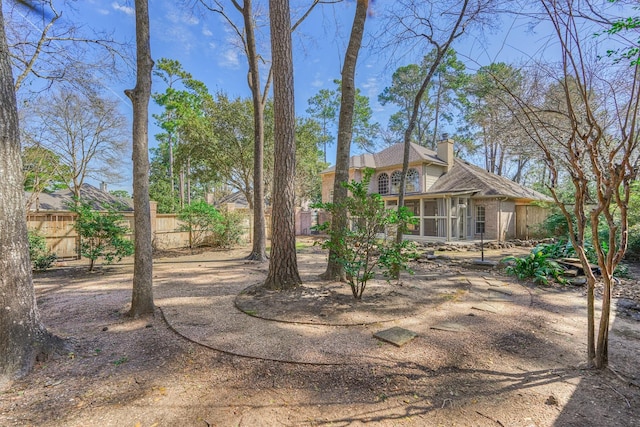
[
  {"left": 210, "top": 208, "right": 243, "bottom": 249},
  {"left": 314, "top": 169, "right": 417, "bottom": 299},
  {"left": 178, "top": 201, "right": 223, "bottom": 248},
  {"left": 28, "top": 230, "right": 57, "bottom": 271},
  {"left": 70, "top": 201, "right": 134, "bottom": 271},
  {"left": 178, "top": 201, "right": 243, "bottom": 249},
  {"left": 503, "top": 246, "right": 565, "bottom": 285}
]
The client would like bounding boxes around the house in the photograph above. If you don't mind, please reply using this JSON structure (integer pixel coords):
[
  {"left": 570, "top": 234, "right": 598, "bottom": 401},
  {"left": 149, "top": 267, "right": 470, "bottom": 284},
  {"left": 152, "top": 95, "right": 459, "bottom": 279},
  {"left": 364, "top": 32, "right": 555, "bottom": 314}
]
[
  {"left": 26, "top": 183, "right": 134, "bottom": 212},
  {"left": 320, "top": 138, "right": 552, "bottom": 242}
]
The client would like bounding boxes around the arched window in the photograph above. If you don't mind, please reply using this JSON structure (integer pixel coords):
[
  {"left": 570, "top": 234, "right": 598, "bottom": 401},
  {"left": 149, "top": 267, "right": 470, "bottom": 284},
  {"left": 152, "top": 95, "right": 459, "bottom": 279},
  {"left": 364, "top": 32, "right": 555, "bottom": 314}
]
[
  {"left": 377, "top": 173, "right": 389, "bottom": 195},
  {"left": 406, "top": 168, "right": 419, "bottom": 192},
  {"left": 391, "top": 171, "right": 402, "bottom": 194}
]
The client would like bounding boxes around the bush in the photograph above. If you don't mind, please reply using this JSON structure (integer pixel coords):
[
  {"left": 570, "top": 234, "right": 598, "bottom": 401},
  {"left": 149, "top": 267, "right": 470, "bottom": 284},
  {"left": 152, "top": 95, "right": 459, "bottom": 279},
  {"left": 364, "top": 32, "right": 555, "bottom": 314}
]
[
  {"left": 314, "top": 169, "right": 417, "bottom": 299},
  {"left": 210, "top": 209, "right": 243, "bottom": 249},
  {"left": 503, "top": 246, "right": 565, "bottom": 286},
  {"left": 28, "top": 230, "right": 57, "bottom": 271},
  {"left": 70, "top": 201, "right": 134, "bottom": 271},
  {"left": 178, "top": 201, "right": 243, "bottom": 249},
  {"left": 627, "top": 223, "right": 640, "bottom": 260}
]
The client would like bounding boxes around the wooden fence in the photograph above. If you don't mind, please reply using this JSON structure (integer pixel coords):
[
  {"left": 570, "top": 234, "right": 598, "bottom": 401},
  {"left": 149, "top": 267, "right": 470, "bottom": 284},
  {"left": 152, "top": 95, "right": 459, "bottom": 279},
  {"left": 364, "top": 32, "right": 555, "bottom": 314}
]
[
  {"left": 515, "top": 205, "right": 550, "bottom": 240},
  {"left": 26, "top": 206, "right": 319, "bottom": 259}
]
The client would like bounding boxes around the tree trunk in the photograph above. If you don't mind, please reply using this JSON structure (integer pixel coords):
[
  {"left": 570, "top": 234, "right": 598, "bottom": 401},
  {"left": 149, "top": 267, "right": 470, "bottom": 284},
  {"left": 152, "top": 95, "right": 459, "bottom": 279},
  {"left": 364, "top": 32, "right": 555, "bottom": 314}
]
[
  {"left": 320, "top": 0, "right": 368, "bottom": 282},
  {"left": 125, "top": 0, "right": 154, "bottom": 318},
  {"left": 0, "top": 4, "right": 60, "bottom": 387},
  {"left": 179, "top": 168, "right": 185, "bottom": 209},
  {"left": 394, "top": 0, "right": 470, "bottom": 279},
  {"left": 244, "top": 0, "right": 267, "bottom": 262},
  {"left": 168, "top": 133, "right": 175, "bottom": 212},
  {"left": 263, "top": 0, "right": 301, "bottom": 290},
  {"left": 186, "top": 156, "right": 191, "bottom": 205}
]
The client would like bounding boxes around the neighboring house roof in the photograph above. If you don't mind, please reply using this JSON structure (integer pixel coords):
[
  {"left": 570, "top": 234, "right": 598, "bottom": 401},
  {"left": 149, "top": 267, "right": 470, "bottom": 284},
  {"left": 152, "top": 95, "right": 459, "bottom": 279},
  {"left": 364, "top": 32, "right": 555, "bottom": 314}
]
[
  {"left": 321, "top": 143, "right": 447, "bottom": 174},
  {"left": 216, "top": 191, "right": 249, "bottom": 208},
  {"left": 427, "top": 159, "right": 553, "bottom": 202},
  {"left": 26, "top": 183, "right": 134, "bottom": 211}
]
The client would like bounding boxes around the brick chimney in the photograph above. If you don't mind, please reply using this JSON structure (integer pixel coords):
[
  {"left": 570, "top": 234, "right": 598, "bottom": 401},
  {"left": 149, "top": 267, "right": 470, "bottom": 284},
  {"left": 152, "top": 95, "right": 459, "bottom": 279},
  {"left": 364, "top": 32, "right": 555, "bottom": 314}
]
[{"left": 437, "top": 134, "right": 454, "bottom": 172}]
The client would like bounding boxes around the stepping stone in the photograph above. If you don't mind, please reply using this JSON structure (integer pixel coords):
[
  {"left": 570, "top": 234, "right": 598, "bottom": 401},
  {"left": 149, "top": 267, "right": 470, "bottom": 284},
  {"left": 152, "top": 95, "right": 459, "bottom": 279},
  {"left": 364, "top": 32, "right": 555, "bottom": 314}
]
[
  {"left": 467, "top": 278, "right": 489, "bottom": 288},
  {"left": 373, "top": 327, "right": 418, "bottom": 347},
  {"left": 485, "top": 292, "right": 513, "bottom": 302},
  {"left": 430, "top": 322, "right": 469, "bottom": 333},
  {"left": 487, "top": 286, "right": 513, "bottom": 296},
  {"left": 472, "top": 259, "right": 498, "bottom": 267},
  {"left": 472, "top": 303, "right": 499, "bottom": 313}
]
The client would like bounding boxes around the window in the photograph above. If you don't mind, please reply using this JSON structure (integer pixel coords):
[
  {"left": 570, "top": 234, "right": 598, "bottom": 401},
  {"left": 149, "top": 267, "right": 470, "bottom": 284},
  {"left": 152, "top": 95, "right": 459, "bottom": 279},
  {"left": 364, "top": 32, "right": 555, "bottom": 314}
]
[
  {"left": 391, "top": 171, "right": 402, "bottom": 193},
  {"left": 377, "top": 173, "right": 389, "bottom": 195},
  {"left": 406, "top": 168, "right": 419, "bottom": 192},
  {"left": 476, "top": 205, "right": 486, "bottom": 234}
]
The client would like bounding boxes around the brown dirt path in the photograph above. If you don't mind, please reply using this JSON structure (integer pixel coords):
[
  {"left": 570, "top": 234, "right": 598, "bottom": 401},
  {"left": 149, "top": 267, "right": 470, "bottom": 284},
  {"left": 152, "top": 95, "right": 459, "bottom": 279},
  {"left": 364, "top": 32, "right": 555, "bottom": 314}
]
[{"left": 0, "top": 242, "right": 639, "bottom": 426}]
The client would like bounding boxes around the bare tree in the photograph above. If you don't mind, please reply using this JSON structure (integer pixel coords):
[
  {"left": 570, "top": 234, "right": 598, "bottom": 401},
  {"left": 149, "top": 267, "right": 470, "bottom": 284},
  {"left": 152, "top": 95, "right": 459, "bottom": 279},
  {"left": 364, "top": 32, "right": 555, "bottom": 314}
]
[
  {"left": 377, "top": 0, "right": 497, "bottom": 277},
  {"left": 505, "top": 0, "right": 640, "bottom": 368},
  {"left": 125, "top": 0, "right": 154, "bottom": 317},
  {"left": 5, "top": 0, "right": 130, "bottom": 93},
  {"left": 0, "top": 0, "right": 60, "bottom": 388},
  {"left": 21, "top": 88, "right": 129, "bottom": 200},
  {"left": 263, "top": 0, "right": 301, "bottom": 289},
  {"left": 320, "top": 0, "right": 369, "bottom": 281}
]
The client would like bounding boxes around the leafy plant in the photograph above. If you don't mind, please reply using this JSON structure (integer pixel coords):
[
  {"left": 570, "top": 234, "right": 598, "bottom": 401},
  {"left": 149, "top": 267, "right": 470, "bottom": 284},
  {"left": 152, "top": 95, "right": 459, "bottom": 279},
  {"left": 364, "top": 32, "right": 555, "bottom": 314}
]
[
  {"left": 27, "top": 230, "right": 57, "bottom": 271},
  {"left": 314, "top": 169, "right": 417, "bottom": 299},
  {"left": 503, "top": 246, "right": 565, "bottom": 285},
  {"left": 210, "top": 208, "right": 243, "bottom": 249},
  {"left": 178, "top": 201, "right": 242, "bottom": 249},
  {"left": 113, "top": 356, "right": 128, "bottom": 366},
  {"left": 69, "top": 200, "right": 134, "bottom": 271}
]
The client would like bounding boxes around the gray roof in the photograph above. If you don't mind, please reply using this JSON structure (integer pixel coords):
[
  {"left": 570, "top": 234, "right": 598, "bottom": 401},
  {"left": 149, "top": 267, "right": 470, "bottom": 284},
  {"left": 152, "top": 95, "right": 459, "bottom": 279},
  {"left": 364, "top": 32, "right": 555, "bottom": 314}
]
[
  {"left": 321, "top": 142, "right": 447, "bottom": 173},
  {"left": 26, "top": 184, "right": 134, "bottom": 211},
  {"left": 428, "top": 160, "right": 553, "bottom": 202}
]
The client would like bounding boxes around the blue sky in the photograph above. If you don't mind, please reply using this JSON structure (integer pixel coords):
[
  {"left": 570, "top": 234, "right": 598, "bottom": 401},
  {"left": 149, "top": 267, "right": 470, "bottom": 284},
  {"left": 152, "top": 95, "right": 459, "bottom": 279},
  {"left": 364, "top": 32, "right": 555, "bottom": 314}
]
[{"left": 59, "top": 1, "right": 556, "bottom": 191}]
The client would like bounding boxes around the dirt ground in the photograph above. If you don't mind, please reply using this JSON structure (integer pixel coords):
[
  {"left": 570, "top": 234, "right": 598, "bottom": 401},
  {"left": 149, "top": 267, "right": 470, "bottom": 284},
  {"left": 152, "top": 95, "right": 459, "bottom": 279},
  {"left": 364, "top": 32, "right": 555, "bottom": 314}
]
[{"left": 1, "top": 239, "right": 640, "bottom": 427}]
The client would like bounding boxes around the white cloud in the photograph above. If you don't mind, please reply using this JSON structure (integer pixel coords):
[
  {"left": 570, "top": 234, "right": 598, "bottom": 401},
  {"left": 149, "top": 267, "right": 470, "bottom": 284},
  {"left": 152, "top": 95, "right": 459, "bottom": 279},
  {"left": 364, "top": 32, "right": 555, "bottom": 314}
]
[
  {"left": 361, "top": 77, "right": 379, "bottom": 99},
  {"left": 202, "top": 28, "right": 213, "bottom": 37},
  {"left": 219, "top": 49, "right": 240, "bottom": 68},
  {"left": 166, "top": 8, "right": 199, "bottom": 26},
  {"left": 97, "top": 8, "right": 110, "bottom": 15},
  {"left": 208, "top": 41, "right": 217, "bottom": 49},
  {"left": 112, "top": 2, "right": 134, "bottom": 16},
  {"left": 310, "top": 72, "right": 323, "bottom": 88}
]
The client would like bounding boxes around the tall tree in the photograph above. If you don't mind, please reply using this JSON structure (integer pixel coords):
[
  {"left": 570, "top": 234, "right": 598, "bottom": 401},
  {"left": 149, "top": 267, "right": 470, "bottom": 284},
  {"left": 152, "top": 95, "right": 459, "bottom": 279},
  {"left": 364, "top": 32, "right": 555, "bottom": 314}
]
[
  {"left": 320, "top": 0, "right": 369, "bottom": 281},
  {"left": 21, "top": 88, "right": 129, "bottom": 200},
  {"left": 379, "top": 49, "right": 468, "bottom": 148},
  {"left": 306, "top": 87, "right": 339, "bottom": 162},
  {"left": 380, "top": 0, "right": 497, "bottom": 277},
  {"left": 307, "top": 79, "right": 381, "bottom": 156},
  {"left": 180, "top": 94, "right": 274, "bottom": 210},
  {"left": 0, "top": 0, "right": 60, "bottom": 388},
  {"left": 198, "top": 0, "right": 326, "bottom": 262},
  {"left": 153, "top": 59, "right": 210, "bottom": 210},
  {"left": 198, "top": 0, "right": 270, "bottom": 261},
  {"left": 264, "top": 0, "right": 301, "bottom": 289},
  {"left": 125, "top": 0, "right": 154, "bottom": 318},
  {"left": 507, "top": 0, "right": 640, "bottom": 368},
  {"left": 465, "top": 62, "right": 526, "bottom": 177},
  {"left": 294, "top": 117, "right": 326, "bottom": 206}
]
